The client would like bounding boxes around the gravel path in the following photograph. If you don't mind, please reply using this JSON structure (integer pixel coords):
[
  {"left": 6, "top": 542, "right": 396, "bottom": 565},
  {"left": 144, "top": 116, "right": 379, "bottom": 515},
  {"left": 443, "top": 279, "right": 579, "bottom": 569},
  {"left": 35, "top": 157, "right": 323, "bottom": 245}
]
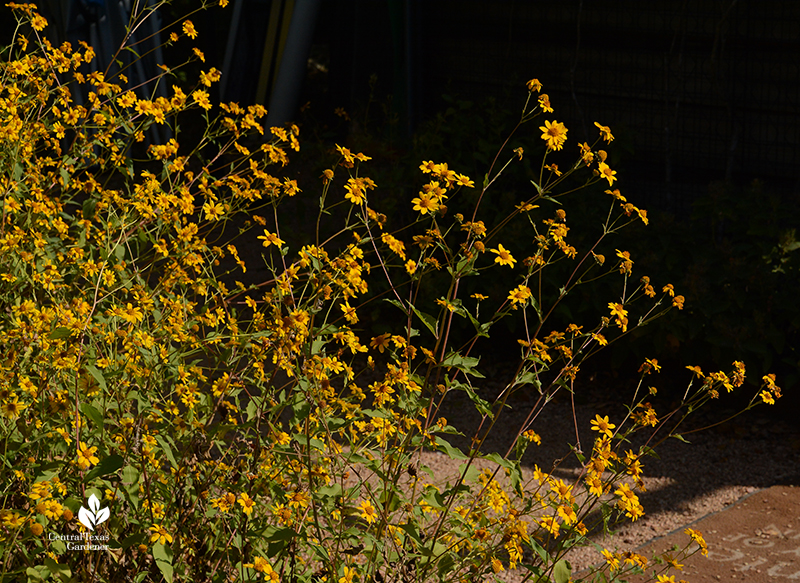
[{"left": 416, "top": 363, "right": 800, "bottom": 579}]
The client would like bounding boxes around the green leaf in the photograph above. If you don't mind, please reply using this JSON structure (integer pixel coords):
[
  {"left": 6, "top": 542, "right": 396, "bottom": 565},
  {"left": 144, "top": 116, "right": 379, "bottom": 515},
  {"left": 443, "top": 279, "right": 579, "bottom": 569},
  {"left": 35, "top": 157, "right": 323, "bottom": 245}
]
[
  {"left": 435, "top": 436, "right": 468, "bottom": 460},
  {"left": 43, "top": 557, "right": 71, "bottom": 582},
  {"left": 457, "top": 462, "right": 480, "bottom": 484},
  {"left": 508, "top": 460, "right": 523, "bottom": 497},
  {"left": 437, "top": 551, "right": 456, "bottom": 579},
  {"left": 441, "top": 352, "right": 484, "bottom": 377},
  {"left": 60, "top": 167, "right": 70, "bottom": 188},
  {"left": 411, "top": 305, "right": 439, "bottom": 338},
  {"left": 85, "top": 454, "right": 124, "bottom": 482},
  {"left": 451, "top": 380, "right": 493, "bottom": 418},
  {"left": 48, "top": 327, "right": 72, "bottom": 340},
  {"left": 25, "top": 566, "right": 46, "bottom": 581},
  {"left": 465, "top": 310, "right": 491, "bottom": 338},
  {"left": 553, "top": 559, "right": 572, "bottom": 583},
  {"left": 529, "top": 538, "right": 549, "bottom": 564},
  {"left": 118, "top": 533, "right": 146, "bottom": 549},
  {"left": 83, "top": 198, "right": 97, "bottom": 220},
  {"left": 153, "top": 543, "right": 174, "bottom": 583},
  {"left": 86, "top": 364, "right": 107, "bottom": 392},
  {"left": 672, "top": 434, "right": 690, "bottom": 443},
  {"left": 154, "top": 435, "right": 179, "bottom": 469},
  {"left": 513, "top": 371, "right": 543, "bottom": 391},
  {"left": 80, "top": 403, "right": 104, "bottom": 430}
]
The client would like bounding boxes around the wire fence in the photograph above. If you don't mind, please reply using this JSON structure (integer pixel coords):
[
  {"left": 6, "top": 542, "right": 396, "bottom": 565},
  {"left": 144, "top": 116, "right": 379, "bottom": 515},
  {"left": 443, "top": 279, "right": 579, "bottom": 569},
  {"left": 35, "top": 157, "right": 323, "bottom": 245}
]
[{"left": 416, "top": 0, "right": 800, "bottom": 213}]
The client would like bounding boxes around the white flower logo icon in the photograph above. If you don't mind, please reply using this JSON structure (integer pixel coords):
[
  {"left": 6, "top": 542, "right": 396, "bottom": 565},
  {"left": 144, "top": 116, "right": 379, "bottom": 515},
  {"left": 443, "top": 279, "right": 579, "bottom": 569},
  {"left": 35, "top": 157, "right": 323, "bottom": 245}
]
[{"left": 78, "top": 494, "right": 110, "bottom": 531}]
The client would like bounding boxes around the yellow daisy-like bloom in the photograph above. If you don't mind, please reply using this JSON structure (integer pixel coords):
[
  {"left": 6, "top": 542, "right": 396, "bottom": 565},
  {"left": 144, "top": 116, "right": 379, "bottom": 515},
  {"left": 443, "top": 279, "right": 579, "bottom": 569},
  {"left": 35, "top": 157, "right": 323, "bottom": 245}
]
[
  {"left": 685, "top": 527, "right": 708, "bottom": 556},
  {"left": 339, "top": 566, "right": 356, "bottom": 583},
  {"left": 601, "top": 548, "right": 620, "bottom": 571},
  {"left": 238, "top": 492, "right": 256, "bottom": 515},
  {"left": 149, "top": 524, "right": 173, "bottom": 545},
  {"left": 77, "top": 442, "right": 99, "bottom": 470},
  {"left": 1, "top": 397, "right": 27, "bottom": 419},
  {"left": 369, "top": 333, "right": 391, "bottom": 353},
  {"left": 507, "top": 284, "right": 531, "bottom": 305},
  {"left": 491, "top": 244, "right": 516, "bottom": 267},
  {"left": 760, "top": 389, "right": 775, "bottom": 405},
  {"left": 526, "top": 78, "right": 542, "bottom": 92},
  {"left": 358, "top": 500, "right": 377, "bottom": 524},
  {"left": 411, "top": 193, "right": 438, "bottom": 215},
  {"left": 491, "top": 558, "right": 505, "bottom": 573},
  {"left": 249, "top": 557, "right": 279, "bottom": 582},
  {"left": 539, "top": 120, "right": 568, "bottom": 151},
  {"left": 192, "top": 89, "right": 212, "bottom": 110},
  {"left": 339, "top": 301, "right": 358, "bottom": 324},
  {"left": 598, "top": 162, "right": 617, "bottom": 186},
  {"left": 182, "top": 20, "right": 198, "bottom": 39},
  {"left": 608, "top": 302, "right": 628, "bottom": 332},
  {"left": 594, "top": 121, "right": 614, "bottom": 142},
  {"left": 590, "top": 414, "right": 616, "bottom": 438},
  {"left": 202, "top": 200, "right": 225, "bottom": 221},
  {"left": 257, "top": 229, "right": 284, "bottom": 248}
]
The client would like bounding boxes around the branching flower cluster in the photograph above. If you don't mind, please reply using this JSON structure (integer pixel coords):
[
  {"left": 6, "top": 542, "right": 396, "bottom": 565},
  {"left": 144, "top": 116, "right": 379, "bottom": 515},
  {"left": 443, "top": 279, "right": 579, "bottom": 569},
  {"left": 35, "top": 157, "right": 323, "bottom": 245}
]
[{"left": 0, "top": 4, "right": 780, "bottom": 583}]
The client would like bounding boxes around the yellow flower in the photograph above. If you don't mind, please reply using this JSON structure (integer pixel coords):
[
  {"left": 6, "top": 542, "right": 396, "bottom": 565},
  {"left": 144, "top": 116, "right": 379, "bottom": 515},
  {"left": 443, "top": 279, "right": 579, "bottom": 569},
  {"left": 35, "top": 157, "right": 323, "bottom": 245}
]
[
  {"left": 344, "top": 177, "right": 369, "bottom": 204},
  {"left": 594, "top": 121, "right": 614, "bottom": 142},
  {"left": 760, "top": 390, "right": 775, "bottom": 405},
  {"left": 36, "top": 500, "right": 64, "bottom": 520},
  {"left": 608, "top": 302, "right": 628, "bottom": 332},
  {"left": 381, "top": 233, "right": 406, "bottom": 259},
  {"left": 339, "top": 566, "right": 356, "bottom": 583},
  {"left": 686, "top": 365, "right": 704, "bottom": 378},
  {"left": 340, "top": 301, "right": 358, "bottom": 324},
  {"left": 455, "top": 174, "right": 474, "bottom": 187},
  {"left": 685, "top": 527, "right": 708, "bottom": 556},
  {"left": 149, "top": 524, "right": 173, "bottom": 545},
  {"left": 507, "top": 284, "right": 531, "bottom": 305},
  {"left": 192, "top": 89, "right": 212, "bottom": 110},
  {"left": 77, "top": 442, "right": 99, "bottom": 470},
  {"left": 491, "top": 244, "right": 516, "bottom": 267},
  {"left": 202, "top": 200, "right": 225, "bottom": 221},
  {"left": 1, "top": 397, "right": 27, "bottom": 419},
  {"left": 1, "top": 511, "right": 25, "bottom": 529},
  {"left": 182, "top": 20, "right": 198, "bottom": 39},
  {"left": 598, "top": 162, "right": 617, "bottom": 185},
  {"left": 539, "top": 120, "right": 568, "bottom": 151},
  {"left": 526, "top": 79, "right": 542, "bottom": 92},
  {"left": 257, "top": 229, "right": 284, "bottom": 248},
  {"left": 411, "top": 193, "right": 438, "bottom": 214},
  {"left": 601, "top": 549, "right": 620, "bottom": 571},
  {"left": 358, "top": 500, "right": 377, "bottom": 524},
  {"left": 239, "top": 492, "right": 256, "bottom": 515},
  {"left": 590, "top": 414, "right": 616, "bottom": 438},
  {"left": 31, "top": 13, "right": 48, "bottom": 31},
  {"left": 538, "top": 94, "right": 554, "bottom": 113}
]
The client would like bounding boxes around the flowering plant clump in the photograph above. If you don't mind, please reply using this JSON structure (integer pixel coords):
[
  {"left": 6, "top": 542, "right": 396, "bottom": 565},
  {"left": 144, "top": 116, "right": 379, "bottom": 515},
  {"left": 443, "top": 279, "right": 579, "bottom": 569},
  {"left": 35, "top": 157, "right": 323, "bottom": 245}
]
[{"left": 0, "top": 3, "right": 781, "bottom": 583}]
